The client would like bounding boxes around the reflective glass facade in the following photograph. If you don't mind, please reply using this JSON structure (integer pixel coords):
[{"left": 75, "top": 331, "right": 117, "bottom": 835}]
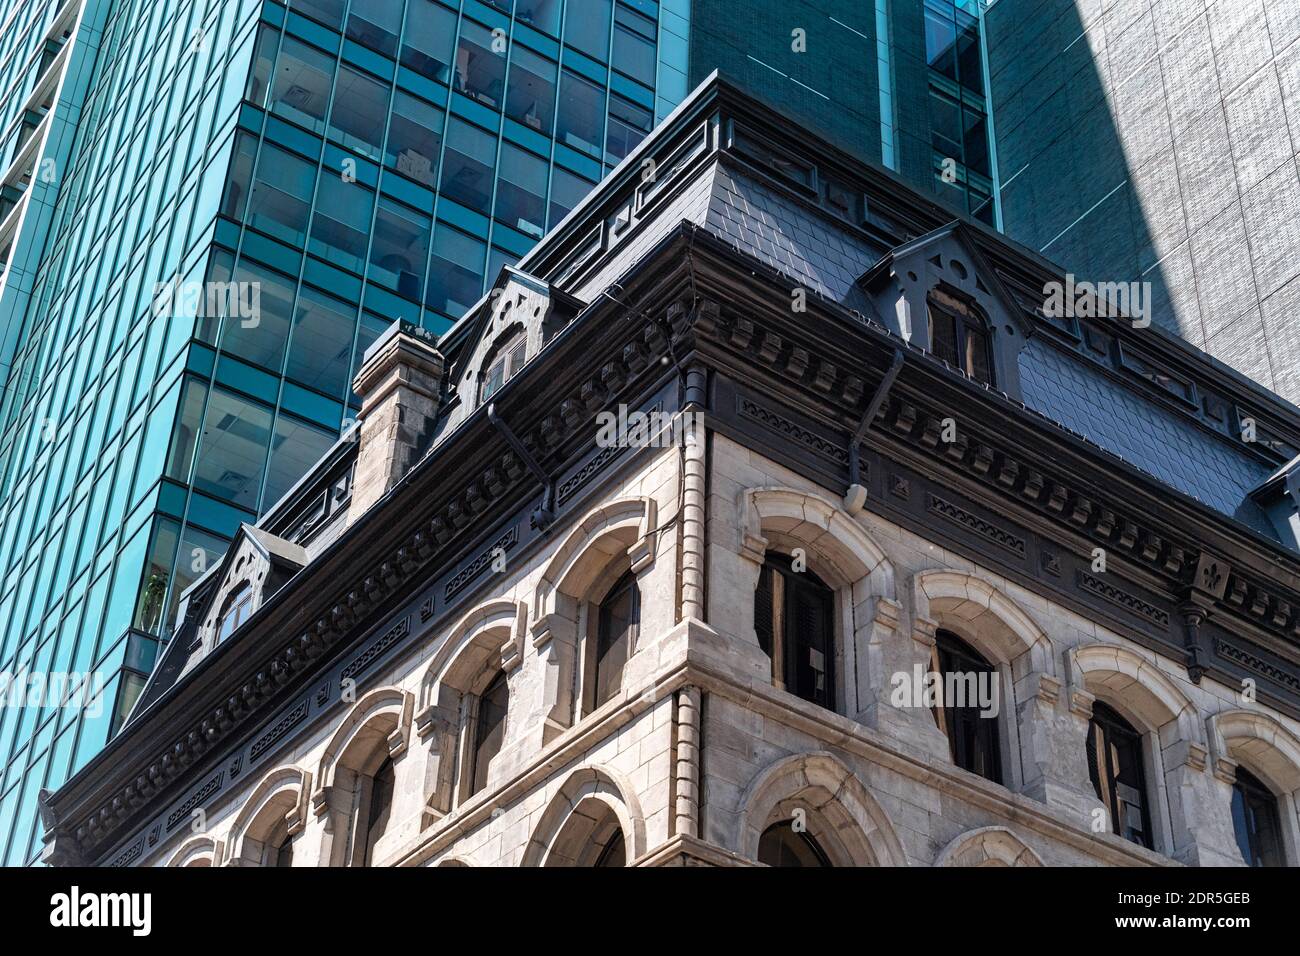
[{"left": 0, "top": 0, "right": 690, "bottom": 865}]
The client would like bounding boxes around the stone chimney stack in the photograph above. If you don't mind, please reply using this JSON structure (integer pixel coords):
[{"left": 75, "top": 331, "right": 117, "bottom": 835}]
[{"left": 348, "top": 321, "right": 444, "bottom": 522}]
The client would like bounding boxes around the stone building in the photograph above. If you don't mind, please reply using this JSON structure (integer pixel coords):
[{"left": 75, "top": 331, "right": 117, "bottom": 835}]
[{"left": 40, "top": 75, "right": 1300, "bottom": 868}]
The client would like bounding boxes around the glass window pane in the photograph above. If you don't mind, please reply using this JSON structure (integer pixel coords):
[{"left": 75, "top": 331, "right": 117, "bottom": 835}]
[
  {"left": 166, "top": 525, "right": 228, "bottom": 637},
  {"left": 548, "top": 166, "right": 594, "bottom": 228},
  {"left": 310, "top": 176, "right": 375, "bottom": 272},
  {"left": 606, "top": 95, "right": 651, "bottom": 164},
  {"left": 246, "top": 24, "right": 279, "bottom": 108},
  {"left": 288, "top": 285, "right": 357, "bottom": 397},
  {"left": 613, "top": 6, "right": 656, "bottom": 87},
  {"left": 514, "top": 0, "right": 560, "bottom": 35},
  {"left": 192, "top": 388, "right": 273, "bottom": 511},
  {"left": 425, "top": 225, "right": 485, "bottom": 318},
  {"left": 369, "top": 197, "right": 431, "bottom": 298},
  {"left": 506, "top": 47, "right": 556, "bottom": 135},
  {"left": 264, "top": 414, "right": 337, "bottom": 507},
  {"left": 963, "top": 106, "right": 989, "bottom": 177},
  {"left": 956, "top": 12, "right": 983, "bottom": 94},
  {"left": 350, "top": 313, "right": 391, "bottom": 403},
  {"left": 557, "top": 70, "right": 605, "bottom": 158},
  {"left": 564, "top": 0, "right": 611, "bottom": 60},
  {"left": 247, "top": 145, "right": 316, "bottom": 245},
  {"left": 494, "top": 143, "right": 547, "bottom": 239},
  {"left": 401, "top": 0, "right": 457, "bottom": 84},
  {"left": 387, "top": 91, "right": 444, "bottom": 186},
  {"left": 328, "top": 66, "right": 391, "bottom": 160},
  {"left": 166, "top": 377, "right": 208, "bottom": 482},
  {"left": 221, "top": 133, "right": 257, "bottom": 220},
  {"left": 455, "top": 21, "right": 507, "bottom": 108},
  {"left": 924, "top": 5, "right": 958, "bottom": 82},
  {"left": 269, "top": 36, "right": 335, "bottom": 134},
  {"left": 439, "top": 118, "right": 496, "bottom": 214},
  {"left": 290, "top": 0, "right": 345, "bottom": 29},
  {"left": 345, "top": 0, "right": 402, "bottom": 57},
  {"left": 218, "top": 260, "right": 295, "bottom": 372}
]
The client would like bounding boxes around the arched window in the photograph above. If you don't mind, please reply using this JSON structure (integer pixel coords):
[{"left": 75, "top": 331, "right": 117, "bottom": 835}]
[
  {"left": 754, "top": 556, "right": 834, "bottom": 710},
  {"left": 927, "top": 289, "right": 993, "bottom": 385},
  {"left": 218, "top": 585, "right": 254, "bottom": 642},
  {"left": 594, "top": 571, "right": 639, "bottom": 708},
  {"left": 480, "top": 332, "right": 526, "bottom": 403},
  {"left": 363, "top": 756, "right": 396, "bottom": 866},
  {"left": 930, "top": 630, "right": 1002, "bottom": 785},
  {"left": 1087, "top": 701, "right": 1152, "bottom": 849},
  {"left": 757, "top": 821, "right": 832, "bottom": 867},
  {"left": 593, "top": 830, "right": 626, "bottom": 867},
  {"left": 470, "top": 671, "right": 508, "bottom": 796},
  {"left": 1231, "top": 767, "right": 1283, "bottom": 867}
]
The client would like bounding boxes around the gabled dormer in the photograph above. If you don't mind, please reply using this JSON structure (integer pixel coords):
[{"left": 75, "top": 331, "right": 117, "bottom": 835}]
[
  {"left": 857, "top": 221, "right": 1032, "bottom": 399},
  {"left": 451, "top": 265, "right": 585, "bottom": 415},
  {"left": 180, "top": 524, "right": 308, "bottom": 676}
]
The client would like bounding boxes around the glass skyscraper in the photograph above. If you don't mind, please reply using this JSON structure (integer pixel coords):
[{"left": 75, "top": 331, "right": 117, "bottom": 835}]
[
  {"left": 0, "top": 0, "right": 690, "bottom": 866},
  {"left": 0, "top": 0, "right": 999, "bottom": 866}
]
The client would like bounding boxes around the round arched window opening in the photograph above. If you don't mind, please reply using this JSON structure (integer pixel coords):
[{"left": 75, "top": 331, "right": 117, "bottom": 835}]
[{"left": 757, "top": 821, "right": 832, "bottom": 867}]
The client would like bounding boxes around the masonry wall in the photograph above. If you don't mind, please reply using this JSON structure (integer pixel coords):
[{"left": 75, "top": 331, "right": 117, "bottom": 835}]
[{"left": 143, "top": 429, "right": 1300, "bottom": 868}]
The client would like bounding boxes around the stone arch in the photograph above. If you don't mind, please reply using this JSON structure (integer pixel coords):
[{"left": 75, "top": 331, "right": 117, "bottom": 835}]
[
  {"left": 912, "top": 569, "right": 1053, "bottom": 676},
  {"left": 1067, "top": 643, "right": 1198, "bottom": 746},
  {"left": 436, "top": 856, "right": 472, "bottom": 867},
  {"left": 422, "top": 599, "right": 525, "bottom": 711},
  {"left": 225, "top": 765, "right": 312, "bottom": 866},
  {"left": 534, "top": 496, "right": 658, "bottom": 622},
  {"left": 739, "top": 487, "right": 894, "bottom": 598},
  {"left": 933, "top": 826, "right": 1044, "bottom": 867},
  {"left": 166, "top": 835, "right": 222, "bottom": 867},
  {"left": 312, "top": 686, "right": 414, "bottom": 866},
  {"left": 521, "top": 764, "right": 647, "bottom": 867},
  {"left": 735, "top": 751, "right": 907, "bottom": 866},
  {"left": 1209, "top": 709, "right": 1300, "bottom": 794}
]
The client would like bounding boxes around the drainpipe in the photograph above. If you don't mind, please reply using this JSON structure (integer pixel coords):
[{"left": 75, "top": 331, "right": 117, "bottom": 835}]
[
  {"left": 845, "top": 348, "right": 904, "bottom": 514},
  {"left": 487, "top": 403, "right": 555, "bottom": 529}
]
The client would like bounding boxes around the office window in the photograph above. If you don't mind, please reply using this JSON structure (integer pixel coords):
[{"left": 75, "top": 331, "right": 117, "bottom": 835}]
[
  {"left": 291, "top": 0, "right": 345, "bottom": 29},
  {"left": 612, "top": 5, "right": 656, "bottom": 87},
  {"left": 440, "top": 119, "right": 496, "bottom": 214},
  {"left": 1231, "top": 767, "right": 1283, "bottom": 867},
  {"left": 310, "top": 176, "right": 374, "bottom": 273},
  {"left": 221, "top": 134, "right": 257, "bottom": 220},
  {"left": 425, "top": 225, "right": 486, "bottom": 318},
  {"left": 548, "top": 166, "right": 595, "bottom": 228},
  {"left": 594, "top": 570, "right": 639, "bottom": 708},
  {"left": 1087, "top": 702, "right": 1153, "bottom": 850},
  {"left": 564, "top": 0, "right": 612, "bottom": 60},
  {"left": 346, "top": 0, "right": 402, "bottom": 58},
  {"left": 246, "top": 145, "right": 315, "bottom": 245},
  {"left": 557, "top": 70, "right": 605, "bottom": 158},
  {"left": 758, "top": 822, "right": 832, "bottom": 867},
  {"left": 606, "top": 95, "right": 651, "bottom": 164},
  {"left": 287, "top": 285, "right": 357, "bottom": 397},
  {"left": 217, "top": 585, "right": 253, "bottom": 643},
  {"left": 328, "top": 66, "right": 390, "bottom": 160},
  {"left": 269, "top": 36, "right": 334, "bottom": 134},
  {"left": 515, "top": 0, "right": 560, "bottom": 35},
  {"left": 246, "top": 25, "right": 279, "bottom": 108},
  {"left": 505, "top": 47, "right": 557, "bottom": 135},
  {"left": 753, "top": 556, "right": 834, "bottom": 710},
  {"left": 494, "top": 143, "right": 547, "bottom": 239},
  {"left": 166, "top": 525, "right": 228, "bottom": 634},
  {"left": 470, "top": 671, "right": 508, "bottom": 796},
  {"left": 369, "top": 197, "right": 431, "bottom": 299},
  {"left": 456, "top": 22, "right": 507, "bottom": 108},
  {"left": 217, "top": 259, "right": 294, "bottom": 373},
  {"left": 929, "top": 630, "right": 1002, "bottom": 785},
  {"left": 401, "top": 0, "right": 456, "bottom": 84},
  {"left": 386, "top": 91, "right": 443, "bottom": 187},
  {"left": 193, "top": 388, "right": 274, "bottom": 511},
  {"left": 264, "top": 414, "right": 337, "bottom": 508},
  {"left": 924, "top": 1, "right": 958, "bottom": 84},
  {"left": 350, "top": 313, "right": 392, "bottom": 402}
]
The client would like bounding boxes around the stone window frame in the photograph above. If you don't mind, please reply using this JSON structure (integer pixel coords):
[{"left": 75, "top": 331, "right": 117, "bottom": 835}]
[
  {"left": 520, "top": 764, "right": 646, "bottom": 866},
  {"left": 933, "top": 825, "right": 1044, "bottom": 867},
  {"left": 311, "top": 686, "right": 414, "bottom": 866},
  {"left": 1208, "top": 709, "right": 1300, "bottom": 866},
  {"left": 224, "top": 765, "right": 312, "bottom": 867},
  {"left": 736, "top": 486, "right": 897, "bottom": 724}
]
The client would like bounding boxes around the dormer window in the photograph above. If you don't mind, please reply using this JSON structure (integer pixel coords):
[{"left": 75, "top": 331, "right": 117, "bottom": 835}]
[
  {"left": 480, "top": 333, "right": 526, "bottom": 403},
  {"left": 927, "top": 289, "right": 993, "bottom": 385},
  {"left": 218, "top": 585, "right": 254, "bottom": 642}
]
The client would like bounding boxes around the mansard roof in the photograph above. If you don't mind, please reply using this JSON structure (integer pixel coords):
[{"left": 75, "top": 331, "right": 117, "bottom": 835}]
[{"left": 41, "top": 73, "right": 1300, "bottom": 867}]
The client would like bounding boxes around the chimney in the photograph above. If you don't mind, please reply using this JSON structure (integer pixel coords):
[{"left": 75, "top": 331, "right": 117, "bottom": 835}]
[{"left": 348, "top": 321, "right": 444, "bottom": 522}]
